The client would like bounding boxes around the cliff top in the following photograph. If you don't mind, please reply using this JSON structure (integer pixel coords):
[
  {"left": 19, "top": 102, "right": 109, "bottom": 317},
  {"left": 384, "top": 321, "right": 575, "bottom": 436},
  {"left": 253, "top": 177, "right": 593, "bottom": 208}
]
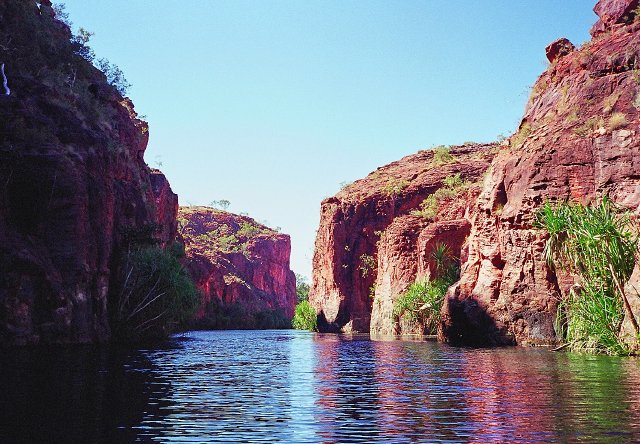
[
  {"left": 179, "top": 206, "right": 288, "bottom": 260},
  {"left": 332, "top": 143, "right": 498, "bottom": 204}
]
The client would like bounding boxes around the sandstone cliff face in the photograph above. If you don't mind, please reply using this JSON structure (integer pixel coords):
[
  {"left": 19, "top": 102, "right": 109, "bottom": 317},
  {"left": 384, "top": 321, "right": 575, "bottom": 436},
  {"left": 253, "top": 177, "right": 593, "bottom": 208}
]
[
  {"left": 179, "top": 207, "right": 296, "bottom": 328},
  {"left": 311, "top": 0, "right": 640, "bottom": 345},
  {"left": 441, "top": 0, "right": 640, "bottom": 346},
  {"left": 0, "top": 1, "right": 178, "bottom": 345},
  {"left": 309, "top": 144, "right": 496, "bottom": 334}
]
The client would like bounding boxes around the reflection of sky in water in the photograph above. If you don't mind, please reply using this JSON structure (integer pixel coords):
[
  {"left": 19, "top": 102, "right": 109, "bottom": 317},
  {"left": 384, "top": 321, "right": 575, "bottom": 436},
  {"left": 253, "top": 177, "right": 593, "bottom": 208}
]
[{"left": 2, "top": 331, "right": 640, "bottom": 443}]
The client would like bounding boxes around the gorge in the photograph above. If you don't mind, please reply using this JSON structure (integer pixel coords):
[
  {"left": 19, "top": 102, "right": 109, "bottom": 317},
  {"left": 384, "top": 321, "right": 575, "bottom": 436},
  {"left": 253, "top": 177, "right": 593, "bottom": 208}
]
[{"left": 3, "top": 0, "right": 640, "bottom": 442}]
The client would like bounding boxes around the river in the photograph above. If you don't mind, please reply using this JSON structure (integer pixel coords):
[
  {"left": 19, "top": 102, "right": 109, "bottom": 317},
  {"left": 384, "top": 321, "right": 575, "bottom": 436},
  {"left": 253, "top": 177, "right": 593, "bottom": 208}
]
[{"left": 2, "top": 330, "right": 640, "bottom": 443}]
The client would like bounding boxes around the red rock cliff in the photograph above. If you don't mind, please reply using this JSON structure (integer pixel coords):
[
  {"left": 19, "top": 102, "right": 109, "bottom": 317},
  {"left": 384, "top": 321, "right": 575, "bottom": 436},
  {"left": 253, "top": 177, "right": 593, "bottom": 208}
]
[
  {"left": 441, "top": 0, "right": 640, "bottom": 346},
  {"left": 311, "top": 0, "right": 640, "bottom": 345},
  {"left": 0, "top": 1, "right": 178, "bottom": 345},
  {"left": 179, "top": 207, "right": 296, "bottom": 328},
  {"left": 309, "top": 144, "right": 496, "bottom": 333}
]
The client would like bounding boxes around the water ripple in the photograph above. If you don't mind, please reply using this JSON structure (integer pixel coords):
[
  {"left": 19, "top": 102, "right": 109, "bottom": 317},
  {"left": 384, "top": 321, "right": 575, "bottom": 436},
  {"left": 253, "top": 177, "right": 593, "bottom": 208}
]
[{"left": 2, "top": 330, "right": 640, "bottom": 443}]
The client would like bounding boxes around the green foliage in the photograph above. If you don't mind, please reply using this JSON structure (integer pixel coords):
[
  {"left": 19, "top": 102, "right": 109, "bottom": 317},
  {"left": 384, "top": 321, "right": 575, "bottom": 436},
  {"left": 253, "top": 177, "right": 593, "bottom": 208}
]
[
  {"left": 431, "top": 146, "right": 456, "bottom": 166},
  {"left": 412, "top": 174, "right": 470, "bottom": 220},
  {"left": 393, "top": 243, "right": 459, "bottom": 334},
  {"left": 97, "top": 58, "right": 131, "bottom": 96},
  {"left": 295, "top": 273, "right": 310, "bottom": 303},
  {"left": 237, "top": 221, "right": 262, "bottom": 238},
  {"left": 210, "top": 199, "right": 231, "bottom": 210},
  {"left": 292, "top": 301, "right": 317, "bottom": 331},
  {"left": 536, "top": 198, "right": 639, "bottom": 355},
  {"left": 71, "top": 27, "right": 95, "bottom": 62},
  {"left": 443, "top": 173, "right": 465, "bottom": 189},
  {"left": 0, "top": 1, "right": 140, "bottom": 152},
  {"left": 575, "top": 116, "right": 605, "bottom": 137},
  {"left": 52, "top": 3, "right": 71, "bottom": 26},
  {"left": 359, "top": 253, "right": 376, "bottom": 278},
  {"left": 190, "top": 218, "right": 268, "bottom": 256},
  {"left": 383, "top": 178, "right": 410, "bottom": 196},
  {"left": 393, "top": 277, "right": 453, "bottom": 334},
  {"left": 217, "top": 233, "right": 241, "bottom": 252},
  {"left": 609, "top": 112, "right": 627, "bottom": 130},
  {"left": 431, "top": 242, "right": 453, "bottom": 273},
  {"left": 112, "top": 244, "right": 201, "bottom": 342},
  {"left": 194, "top": 301, "right": 290, "bottom": 330},
  {"left": 511, "top": 123, "right": 532, "bottom": 149}
]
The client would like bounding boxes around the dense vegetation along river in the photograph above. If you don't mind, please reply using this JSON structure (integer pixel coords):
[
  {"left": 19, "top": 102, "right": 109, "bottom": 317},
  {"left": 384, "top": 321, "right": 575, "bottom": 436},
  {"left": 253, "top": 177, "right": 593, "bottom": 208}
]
[{"left": 2, "top": 330, "right": 640, "bottom": 443}]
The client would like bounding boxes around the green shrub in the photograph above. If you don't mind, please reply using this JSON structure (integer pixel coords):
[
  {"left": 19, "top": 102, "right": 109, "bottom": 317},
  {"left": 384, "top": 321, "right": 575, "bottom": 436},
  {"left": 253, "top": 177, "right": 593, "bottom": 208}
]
[
  {"left": 511, "top": 123, "right": 532, "bottom": 148},
  {"left": 393, "top": 243, "right": 459, "bottom": 334},
  {"left": 383, "top": 178, "right": 410, "bottom": 196},
  {"left": 536, "top": 198, "right": 639, "bottom": 355},
  {"left": 97, "top": 58, "right": 131, "bottom": 96},
  {"left": 431, "top": 146, "right": 456, "bottom": 166},
  {"left": 237, "top": 221, "right": 262, "bottom": 238},
  {"left": 393, "top": 277, "right": 452, "bottom": 334},
  {"left": 292, "top": 301, "right": 317, "bottom": 331},
  {"left": 609, "top": 112, "right": 627, "bottom": 130},
  {"left": 111, "top": 245, "right": 201, "bottom": 342},
  {"left": 574, "top": 116, "right": 605, "bottom": 137},
  {"left": 412, "top": 174, "right": 470, "bottom": 219},
  {"left": 359, "top": 253, "right": 376, "bottom": 278},
  {"left": 191, "top": 300, "right": 289, "bottom": 330},
  {"left": 253, "top": 309, "right": 291, "bottom": 329},
  {"left": 296, "top": 273, "right": 310, "bottom": 303}
]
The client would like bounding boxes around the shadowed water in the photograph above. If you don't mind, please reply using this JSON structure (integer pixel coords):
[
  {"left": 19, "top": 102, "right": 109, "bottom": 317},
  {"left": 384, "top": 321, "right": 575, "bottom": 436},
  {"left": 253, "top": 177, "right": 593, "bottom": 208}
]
[{"left": 2, "top": 330, "right": 640, "bottom": 443}]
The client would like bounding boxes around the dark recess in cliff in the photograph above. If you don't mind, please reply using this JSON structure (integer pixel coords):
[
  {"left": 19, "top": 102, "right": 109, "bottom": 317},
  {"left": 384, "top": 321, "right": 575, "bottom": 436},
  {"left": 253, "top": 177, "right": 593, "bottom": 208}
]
[{"left": 0, "top": 0, "right": 179, "bottom": 345}]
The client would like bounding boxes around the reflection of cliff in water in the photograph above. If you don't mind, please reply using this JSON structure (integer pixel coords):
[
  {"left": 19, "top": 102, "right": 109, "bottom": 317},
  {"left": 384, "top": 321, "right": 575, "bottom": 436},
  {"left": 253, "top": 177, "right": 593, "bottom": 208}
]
[
  {"left": 0, "top": 344, "right": 175, "bottom": 443},
  {"left": 313, "top": 336, "right": 383, "bottom": 442}
]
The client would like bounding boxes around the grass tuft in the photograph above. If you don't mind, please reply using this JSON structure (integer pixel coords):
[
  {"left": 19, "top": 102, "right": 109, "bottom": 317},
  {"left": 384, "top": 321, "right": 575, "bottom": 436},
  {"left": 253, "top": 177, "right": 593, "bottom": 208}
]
[{"left": 609, "top": 112, "right": 627, "bottom": 130}]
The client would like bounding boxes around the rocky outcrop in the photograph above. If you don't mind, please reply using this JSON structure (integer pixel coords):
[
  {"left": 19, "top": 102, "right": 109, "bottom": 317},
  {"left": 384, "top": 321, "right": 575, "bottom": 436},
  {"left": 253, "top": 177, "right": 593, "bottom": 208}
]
[
  {"left": 311, "top": 0, "right": 640, "bottom": 346},
  {"left": 149, "top": 169, "right": 179, "bottom": 246},
  {"left": 0, "top": 1, "right": 178, "bottom": 345},
  {"left": 545, "top": 39, "right": 575, "bottom": 64},
  {"left": 179, "top": 207, "right": 296, "bottom": 328},
  {"left": 591, "top": 0, "right": 639, "bottom": 36},
  {"left": 309, "top": 144, "right": 496, "bottom": 334},
  {"left": 440, "top": 0, "right": 640, "bottom": 346}
]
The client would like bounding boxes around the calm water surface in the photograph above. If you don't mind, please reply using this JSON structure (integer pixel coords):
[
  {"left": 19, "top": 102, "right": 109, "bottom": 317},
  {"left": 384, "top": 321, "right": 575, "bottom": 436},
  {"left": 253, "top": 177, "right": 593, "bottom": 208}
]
[{"left": 2, "top": 330, "right": 640, "bottom": 443}]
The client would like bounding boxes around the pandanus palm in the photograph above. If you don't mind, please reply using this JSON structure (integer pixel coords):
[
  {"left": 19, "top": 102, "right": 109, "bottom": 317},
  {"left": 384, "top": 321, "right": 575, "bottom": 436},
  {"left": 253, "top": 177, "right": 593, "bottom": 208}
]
[{"left": 536, "top": 197, "right": 640, "bottom": 354}]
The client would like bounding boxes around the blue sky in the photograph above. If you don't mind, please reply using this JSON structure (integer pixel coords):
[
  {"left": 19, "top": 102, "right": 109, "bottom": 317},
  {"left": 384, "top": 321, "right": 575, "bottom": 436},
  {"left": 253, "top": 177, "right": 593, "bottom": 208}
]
[{"left": 60, "top": 1, "right": 596, "bottom": 279}]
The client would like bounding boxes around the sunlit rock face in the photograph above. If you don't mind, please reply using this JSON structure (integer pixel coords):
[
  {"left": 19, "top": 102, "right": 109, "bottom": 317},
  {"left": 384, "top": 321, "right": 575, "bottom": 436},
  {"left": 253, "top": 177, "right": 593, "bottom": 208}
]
[
  {"left": 590, "top": 0, "right": 640, "bottom": 36},
  {"left": 441, "top": 1, "right": 640, "bottom": 346},
  {"left": 179, "top": 207, "right": 296, "bottom": 329},
  {"left": 0, "top": 1, "right": 178, "bottom": 345},
  {"left": 309, "top": 144, "right": 496, "bottom": 334},
  {"left": 311, "top": 0, "right": 640, "bottom": 346}
]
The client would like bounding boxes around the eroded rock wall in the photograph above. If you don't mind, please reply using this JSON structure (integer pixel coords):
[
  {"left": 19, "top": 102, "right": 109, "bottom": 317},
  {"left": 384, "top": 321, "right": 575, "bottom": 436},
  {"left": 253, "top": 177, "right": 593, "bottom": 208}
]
[
  {"left": 0, "top": 1, "right": 178, "bottom": 345},
  {"left": 440, "top": 0, "right": 640, "bottom": 346},
  {"left": 310, "top": 144, "right": 496, "bottom": 334},
  {"left": 179, "top": 207, "right": 296, "bottom": 328}
]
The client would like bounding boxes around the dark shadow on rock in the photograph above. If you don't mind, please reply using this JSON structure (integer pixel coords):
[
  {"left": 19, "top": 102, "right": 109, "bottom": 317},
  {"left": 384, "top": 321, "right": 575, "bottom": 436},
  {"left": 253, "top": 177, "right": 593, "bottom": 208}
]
[{"left": 439, "top": 286, "right": 516, "bottom": 347}]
